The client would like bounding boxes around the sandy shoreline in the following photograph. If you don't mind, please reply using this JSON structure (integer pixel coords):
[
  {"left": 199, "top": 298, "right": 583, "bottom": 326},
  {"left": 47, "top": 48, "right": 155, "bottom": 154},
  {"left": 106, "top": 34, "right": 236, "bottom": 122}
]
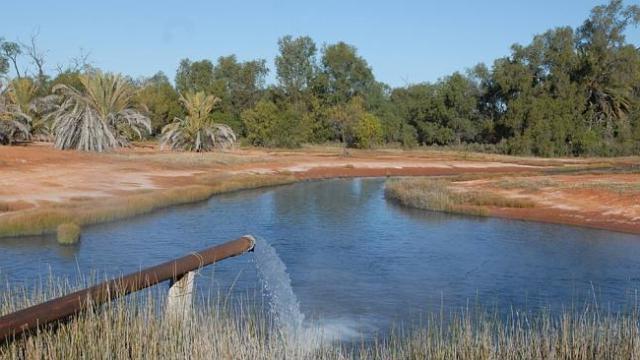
[{"left": 1, "top": 143, "right": 638, "bottom": 236}]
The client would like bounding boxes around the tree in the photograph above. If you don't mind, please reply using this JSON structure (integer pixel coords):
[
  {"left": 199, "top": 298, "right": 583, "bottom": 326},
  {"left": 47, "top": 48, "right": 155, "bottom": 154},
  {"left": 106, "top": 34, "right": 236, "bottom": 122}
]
[
  {"left": 1, "top": 40, "right": 21, "bottom": 78},
  {"left": 0, "top": 77, "right": 56, "bottom": 142},
  {"left": 22, "top": 31, "right": 48, "bottom": 86},
  {"left": 242, "top": 99, "right": 311, "bottom": 148},
  {"left": 320, "top": 42, "right": 376, "bottom": 105},
  {"left": 0, "top": 84, "right": 30, "bottom": 145},
  {"left": 352, "top": 112, "right": 383, "bottom": 149},
  {"left": 8, "top": 77, "right": 54, "bottom": 139},
  {"left": 576, "top": 0, "right": 640, "bottom": 136},
  {"left": 242, "top": 99, "right": 278, "bottom": 147},
  {"left": 136, "top": 72, "right": 182, "bottom": 135},
  {"left": 50, "top": 70, "right": 85, "bottom": 92},
  {"left": 175, "top": 55, "right": 268, "bottom": 134},
  {"left": 0, "top": 38, "right": 9, "bottom": 77},
  {"left": 48, "top": 72, "right": 151, "bottom": 152},
  {"left": 175, "top": 59, "right": 216, "bottom": 94},
  {"left": 275, "top": 35, "right": 317, "bottom": 99},
  {"left": 213, "top": 55, "right": 269, "bottom": 120},
  {"left": 161, "top": 91, "right": 236, "bottom": 152},
  {"left": 328, "top": 96, "right": 381, "bottom": 148},
  {"left": 433, "top": 73, "right": 482, "bottom": 144}
]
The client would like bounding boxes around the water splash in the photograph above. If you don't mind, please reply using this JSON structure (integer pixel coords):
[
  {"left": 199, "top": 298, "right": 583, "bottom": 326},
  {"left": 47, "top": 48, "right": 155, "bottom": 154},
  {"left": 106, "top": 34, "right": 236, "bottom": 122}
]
[
  {"left": 252, "top": 236, "right": 362, "bottom": 349},
  {"left": 253, "top": 236, "right": 305, "bottom": 335}
]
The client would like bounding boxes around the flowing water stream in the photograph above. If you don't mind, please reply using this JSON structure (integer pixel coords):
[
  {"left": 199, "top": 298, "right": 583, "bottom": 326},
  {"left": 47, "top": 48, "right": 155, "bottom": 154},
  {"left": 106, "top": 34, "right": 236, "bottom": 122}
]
[{"left": 253, "top": 235, "right": 305, "bottom": 334}]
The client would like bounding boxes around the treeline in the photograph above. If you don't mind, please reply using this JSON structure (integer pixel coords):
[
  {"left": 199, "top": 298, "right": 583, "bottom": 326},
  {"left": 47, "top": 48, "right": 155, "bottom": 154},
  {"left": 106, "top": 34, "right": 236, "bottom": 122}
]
[{"left": 1, "top": 0, "right": 639, "bottom": 156}]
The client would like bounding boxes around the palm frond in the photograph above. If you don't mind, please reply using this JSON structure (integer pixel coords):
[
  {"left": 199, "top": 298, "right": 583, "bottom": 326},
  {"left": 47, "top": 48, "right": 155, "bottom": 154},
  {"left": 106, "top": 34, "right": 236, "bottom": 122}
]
[
  {"left": 0, "top": 84, "right": 32, "bottom": 144},
  {"left": 160, "top": 91, "right": 236, "bottom": 152},
  {"left": 0, "top": 120, "right": 30, "bottom": 145},
  {"left": 49, "top": 72, "right": 150, "bottom": 152}
]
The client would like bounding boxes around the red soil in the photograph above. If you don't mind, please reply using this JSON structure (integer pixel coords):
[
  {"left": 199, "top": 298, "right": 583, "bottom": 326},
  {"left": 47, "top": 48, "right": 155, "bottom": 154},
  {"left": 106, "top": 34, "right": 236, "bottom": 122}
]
[{"left": 1, "top": 143, "right": 638, "bottom": 235}]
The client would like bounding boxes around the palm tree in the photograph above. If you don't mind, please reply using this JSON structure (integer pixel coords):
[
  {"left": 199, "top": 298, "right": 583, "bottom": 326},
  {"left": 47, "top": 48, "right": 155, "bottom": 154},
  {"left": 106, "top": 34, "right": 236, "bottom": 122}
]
[
  {"left": 8, "top": 78, "right": 55, "bottom": 141},
  {"left": 48, "top": 72, "right": 150, "bottom": 152},
  {"left": 0, "top": 81, "right": 31, "bottom": 145},
  {"left": 161, "top": 91, "right": 236, "bottom": 152}
]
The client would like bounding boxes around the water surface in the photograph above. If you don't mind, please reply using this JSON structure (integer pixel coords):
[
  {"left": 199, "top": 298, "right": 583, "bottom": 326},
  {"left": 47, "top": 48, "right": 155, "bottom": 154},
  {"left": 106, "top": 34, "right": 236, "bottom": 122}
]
[{"left": 1, "top": 178, "right": 640, "bottom": 336}]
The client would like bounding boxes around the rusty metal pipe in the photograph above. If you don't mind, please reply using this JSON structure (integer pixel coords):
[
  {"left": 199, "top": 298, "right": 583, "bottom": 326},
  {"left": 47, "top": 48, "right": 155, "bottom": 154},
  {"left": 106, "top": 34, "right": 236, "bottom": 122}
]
[{"left": 0, "top": 235, "right": 256, "bottom": 343}]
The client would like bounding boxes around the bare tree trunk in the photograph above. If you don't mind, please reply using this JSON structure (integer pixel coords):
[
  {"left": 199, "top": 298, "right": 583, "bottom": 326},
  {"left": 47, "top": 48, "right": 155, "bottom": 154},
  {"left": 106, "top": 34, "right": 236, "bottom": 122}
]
[{"left": 22, "top": 31, "right": 47, "bottom": 85}]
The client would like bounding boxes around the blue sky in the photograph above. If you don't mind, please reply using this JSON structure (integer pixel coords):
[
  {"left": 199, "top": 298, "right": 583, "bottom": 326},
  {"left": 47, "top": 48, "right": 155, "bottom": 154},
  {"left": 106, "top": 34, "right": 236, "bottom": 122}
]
[{"left": 2, "top": 0, "right": 639, "bottom": 87}]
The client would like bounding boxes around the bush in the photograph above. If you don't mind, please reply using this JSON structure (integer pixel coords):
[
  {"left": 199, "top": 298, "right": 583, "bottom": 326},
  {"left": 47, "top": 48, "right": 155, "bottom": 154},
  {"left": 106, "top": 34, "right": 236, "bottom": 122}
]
[
  {"left": 57, "top": 223, "right": 81, "bottom": 245},
  {"left": 242, "top": 100, "right": 310, "bottom": 148},
  {"left": 418, "top": 122, "right": 456, "bottom": 145},
  {"left": 400, "top": 124, "right": 418, "bottom": 148},
  {"left": 352, "top": 113, "right": 383, "bottom": 149}
]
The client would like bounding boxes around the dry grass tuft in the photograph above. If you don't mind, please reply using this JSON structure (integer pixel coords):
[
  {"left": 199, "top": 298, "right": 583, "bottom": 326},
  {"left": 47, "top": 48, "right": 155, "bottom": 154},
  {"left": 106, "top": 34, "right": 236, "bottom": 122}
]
[
  {"left": 56, "top": 223, "right": 81, "bottom": 245},
  {"left": 385, "top": 177, "right": 535, "bottom": 217}
]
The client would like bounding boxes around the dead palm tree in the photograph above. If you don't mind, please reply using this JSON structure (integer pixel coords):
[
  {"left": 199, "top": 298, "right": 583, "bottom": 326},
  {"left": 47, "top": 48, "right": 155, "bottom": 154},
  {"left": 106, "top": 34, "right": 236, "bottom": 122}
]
[
  {"left": 161, "top": 91, "right": 236, "bottom": 152},
  {"left": 48, "top": 72, "right": 150, "bottom": 152}
]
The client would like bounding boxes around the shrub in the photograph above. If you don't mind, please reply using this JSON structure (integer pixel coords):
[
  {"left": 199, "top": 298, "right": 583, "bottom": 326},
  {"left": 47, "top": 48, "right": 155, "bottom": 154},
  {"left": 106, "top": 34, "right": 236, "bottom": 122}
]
[
  {"left": 57, "top": 223, "right": 81, "bottom": 245},
  {"left": 242, "top": 100, "right": 310, "bottom": 148},
  {"left": 352, "top": 113, "right": 383, "bottom": 149}
]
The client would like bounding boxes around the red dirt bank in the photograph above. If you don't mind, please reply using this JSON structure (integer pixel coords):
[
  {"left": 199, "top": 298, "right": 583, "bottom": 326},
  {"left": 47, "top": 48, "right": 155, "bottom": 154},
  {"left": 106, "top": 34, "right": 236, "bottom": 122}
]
[{"left": 1, "top": 143, "right": 638, "bottom": 235}]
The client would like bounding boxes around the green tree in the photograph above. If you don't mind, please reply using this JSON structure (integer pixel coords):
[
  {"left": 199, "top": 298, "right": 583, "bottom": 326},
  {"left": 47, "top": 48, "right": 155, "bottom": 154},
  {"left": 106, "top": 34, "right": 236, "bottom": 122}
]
[
  {"left": 213, "top": 55, "right": 269, "bottom": 121},
  {"left": 0, "top": 38, "right": 9, "bottom": 76},
  {"left": 390, "top": 74, "right": 482, "bottom": 146},
  {"left": 242, "top": 99, "right": 311, "bottom": 148},
  {"left": 576, "top": 0, "right": 640, "bottom": 139},
  {"left": 1, "top": 40, "right": 21, "bottom": 78},
  {"left": 352, "top": 112, "right": 383, "bottom": 149},
  {"left": 328, "top": 96, "right": 382, "bottom": 148},
  {"left": 136, "top": 72, "right": 182, "bottom": 135},
  {"left": 175, "top": 59, "right": 216, "bottom": 94},
  {"left": 51, "top": 70, "right": 85, "bottom": 92},
  {"left": 175, "top": 56, "right": 268, "bottom": 135},
  {"left": 320, "top": 42, "right": 376, "bottom": 105},
  {"left": 275, "top": 35, "right": 317, "bottom": 100}
]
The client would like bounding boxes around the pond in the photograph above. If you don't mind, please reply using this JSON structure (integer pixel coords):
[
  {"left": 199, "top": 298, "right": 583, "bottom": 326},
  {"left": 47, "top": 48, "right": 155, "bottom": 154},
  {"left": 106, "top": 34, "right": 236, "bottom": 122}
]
[{"left": 1, "top": 178, "right": 640, "bottom": 337}]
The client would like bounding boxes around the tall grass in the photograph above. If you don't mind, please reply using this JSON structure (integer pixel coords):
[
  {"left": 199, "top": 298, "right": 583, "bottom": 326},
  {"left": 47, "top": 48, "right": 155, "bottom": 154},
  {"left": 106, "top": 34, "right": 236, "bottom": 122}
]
[
  {"left": 1, "top": 278, "right": 639, "bottom": 359},
  {"left": 0, "top": 174, "right": 297, "bottom": 238},
  {"left": 385, "top": 178, "right": 535, "bottom": 217}
]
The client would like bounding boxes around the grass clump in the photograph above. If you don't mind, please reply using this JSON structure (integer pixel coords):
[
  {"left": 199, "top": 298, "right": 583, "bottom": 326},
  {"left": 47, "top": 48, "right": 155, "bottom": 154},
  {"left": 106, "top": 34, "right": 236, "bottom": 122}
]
[
  {"left": 2, "top": 278, "right": 640, "bottom": 359},
  {"left": 385, "top": 177, "right": 535, "bottom": 217},
  {"left": 56, "top": 223, "right": 81, "bottom": 245}
]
